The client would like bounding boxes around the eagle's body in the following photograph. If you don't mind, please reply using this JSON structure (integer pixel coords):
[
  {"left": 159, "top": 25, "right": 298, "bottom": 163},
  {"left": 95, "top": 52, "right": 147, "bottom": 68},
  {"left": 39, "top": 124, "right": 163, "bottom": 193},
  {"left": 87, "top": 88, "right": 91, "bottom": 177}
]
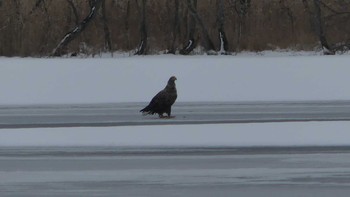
[{"left": 140, "top": 76, "right": 177, "bottom": 118}]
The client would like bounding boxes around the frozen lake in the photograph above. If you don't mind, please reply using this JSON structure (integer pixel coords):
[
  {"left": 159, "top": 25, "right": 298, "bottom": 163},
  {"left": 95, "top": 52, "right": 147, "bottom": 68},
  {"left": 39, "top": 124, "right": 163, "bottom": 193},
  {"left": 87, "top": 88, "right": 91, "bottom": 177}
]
[
  {"left": 2, "top": 101, "right": 350, "bottom": 128},
  {"left": 1, "top": 146, "right": 350, "bottom": 197},
  {"left": 2, "top": 101, "right": 350, "bottom": 196}
]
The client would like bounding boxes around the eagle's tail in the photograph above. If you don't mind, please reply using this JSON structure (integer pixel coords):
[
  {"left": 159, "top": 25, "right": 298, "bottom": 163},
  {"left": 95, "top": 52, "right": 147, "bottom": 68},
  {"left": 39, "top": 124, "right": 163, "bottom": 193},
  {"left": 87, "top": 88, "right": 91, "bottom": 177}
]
[{"left": 140, "top": 105, "right": 152, "bottom": 115}]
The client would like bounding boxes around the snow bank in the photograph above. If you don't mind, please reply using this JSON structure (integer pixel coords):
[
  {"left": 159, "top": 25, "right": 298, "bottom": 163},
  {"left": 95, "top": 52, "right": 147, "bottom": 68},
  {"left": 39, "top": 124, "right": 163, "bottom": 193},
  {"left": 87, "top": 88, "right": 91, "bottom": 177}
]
[
  {"left": 1, "top": 122, "right": 350, "bottom": 147},
  {"left": 1, "top": 55, "right": 350, "bottom": 104}
]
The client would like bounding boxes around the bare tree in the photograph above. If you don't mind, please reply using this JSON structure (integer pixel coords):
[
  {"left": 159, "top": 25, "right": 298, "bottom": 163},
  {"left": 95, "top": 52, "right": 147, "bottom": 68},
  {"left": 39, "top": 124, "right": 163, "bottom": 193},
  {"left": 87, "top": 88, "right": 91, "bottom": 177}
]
[
  {"left": 279, "top": 0, "right": 295, "bottom": 41},
  {"left": 180, "top": 0, "right": 216, "bottom": 54},
  {"left": 232, "top": 0, "right": 250, "bottom": 51},
  {"left": 2, "top": 0, "right": 350, "bottom": 56},
  {"left": 303, "top": 0, "right": 350, "bottom": 54},
  {"left": 180, "top": 0, "right": 197, "bottom": 55},
  {"left": 101, "top": 0, "right": 112, "bottom": 51},
  {"left": 13, "top": 0, "right": 24, "bottom": 53},
  {"left": 124, "top": 0, "right": 131, "bottom": 49},
  {"left": 217, "top": 0, "right": 228, "bottom": 54},
  {"left": 135, "top": 0, "right": 148, "bottom": 55},
  {"left": 186, "top": 0, "right": 215, "bottom": 52},
  {"left": 52, "top": 0, "right": 102, "bottom": 56},
  {"left": 313, "top": 0, "right": 333, "bottom": 54},
  {"left": 38, "top": 0, "right": 53, "bottom": 54},
  {"left": 168, "top": 0, "right": 180, "bottom": 54},
  {"left": 321, "top": 0, "right": 350, "bottom": 53}
]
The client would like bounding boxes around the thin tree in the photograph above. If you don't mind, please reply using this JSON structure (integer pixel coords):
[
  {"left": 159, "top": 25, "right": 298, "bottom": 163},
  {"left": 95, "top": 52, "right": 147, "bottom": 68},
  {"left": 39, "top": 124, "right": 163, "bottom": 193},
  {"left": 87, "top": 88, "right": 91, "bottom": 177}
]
[
  {"left": 135, "top": 0, "right": 148, "bottom": 55},
  {"left": 168, "top": 0, "right": 180, "bottom": 54},
  {"left": 13, "top": 0, "right": 24, "bottom": 54},
  {"left": 101, "top": 0, "right": 112, "bottom": 51},
  {"left": 180, "top": 0, "right": 197, "bottom": 55},
  {"left": 279, "top": 0, "right": 296, "bottom": 43},
  {"left": 124, "top": 0, "right": 131, "bottom": 50},
  {"left": 38, "top": 0, "right": 52, "bottom": 54},
  {"left": 313, "top": 0, "right": 333, "bottom": 54},
  {"left": 217, "top": 0, "right": 228, "bottom": 54},
  {"left": 233, "top": 0, "right": 250, "bottom": 51},
  {"left": 52, "top": 0, "right": 102, "bottom": 56},
  {"left": 317, "top": 0, "right": 350, "bottom": 53},
  {"left": 186, "top": 0, "right": 215, "bottom": 52}
]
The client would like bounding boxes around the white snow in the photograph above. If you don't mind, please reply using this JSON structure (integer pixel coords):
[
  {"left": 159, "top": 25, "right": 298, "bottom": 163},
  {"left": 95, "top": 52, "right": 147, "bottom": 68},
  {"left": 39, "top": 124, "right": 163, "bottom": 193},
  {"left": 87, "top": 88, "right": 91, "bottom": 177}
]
[
  {"left": 0, "top": 55, "right": 350, "bottom": 105},
  {"left": 1, "top": 121, "right": 350, "bottom": 147},
  {"left": 1, "top": 54, "right": 350, "bottom": 147}
]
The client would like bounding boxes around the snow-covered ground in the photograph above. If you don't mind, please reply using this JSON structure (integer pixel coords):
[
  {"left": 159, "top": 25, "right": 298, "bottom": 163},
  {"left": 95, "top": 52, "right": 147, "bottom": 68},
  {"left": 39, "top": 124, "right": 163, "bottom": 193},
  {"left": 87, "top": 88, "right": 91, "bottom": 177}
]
[
  {"left": 1, "top": 54, "right": 350, "bottom": 104},
  {"left": 1, "top": 54, "right": 350, "bottom": 147},
  {"left": 1, "top": 121, "right": 350, "bottom": 147}
]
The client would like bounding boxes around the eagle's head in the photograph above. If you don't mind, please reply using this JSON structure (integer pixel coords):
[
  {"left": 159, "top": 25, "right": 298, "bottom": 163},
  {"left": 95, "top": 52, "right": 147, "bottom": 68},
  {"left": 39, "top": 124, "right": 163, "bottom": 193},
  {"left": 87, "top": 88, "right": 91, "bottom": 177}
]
[
  {"left": 169, "top": 76, "right": 177, "bottom": 82},
  {"left": 166, "top": 76, "right": 177, "bottom": 89},
  {"left": 168, "top": 76, "right": 177, "bottom": 85}
]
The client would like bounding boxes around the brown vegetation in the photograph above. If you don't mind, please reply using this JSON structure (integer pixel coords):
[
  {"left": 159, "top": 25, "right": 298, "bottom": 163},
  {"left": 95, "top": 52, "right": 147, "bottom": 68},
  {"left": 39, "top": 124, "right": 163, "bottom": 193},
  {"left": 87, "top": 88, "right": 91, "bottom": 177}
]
[{"left": 0, "top": 0, "right": 349, "bottom": 57}]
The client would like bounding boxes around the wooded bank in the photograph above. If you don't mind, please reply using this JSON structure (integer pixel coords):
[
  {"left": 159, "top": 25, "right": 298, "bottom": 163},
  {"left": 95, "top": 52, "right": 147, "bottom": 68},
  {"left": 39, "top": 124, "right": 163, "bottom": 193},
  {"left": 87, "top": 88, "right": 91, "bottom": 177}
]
[{"left": 0, "top": 0, "right": 349, "bottom": 57}]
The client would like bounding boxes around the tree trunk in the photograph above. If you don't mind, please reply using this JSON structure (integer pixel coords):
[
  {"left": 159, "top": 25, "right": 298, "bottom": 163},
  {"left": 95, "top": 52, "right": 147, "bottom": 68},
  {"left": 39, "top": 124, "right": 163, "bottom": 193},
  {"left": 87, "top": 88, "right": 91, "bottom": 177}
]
[
  {"left": 101, "top": 0, "right": 112, "bottom": 51},
  {"left": 280, "top": 0, "right": 296, "bottom": 43},
  {"left": 39, "top": 0, "right": 52, "bottom": 54},
  {"left": 313, "top": 0, "right": 334, "bottom": 54},
  {"left": 168, "top": 0, "right": 180, "bottom": 54},
  {"left": 234, "top": 0, "right": 250, "bottom": 51},
  {"left": 52, "top": 0, "right": 102, "bottom": 56},
  {"left": 217, "top": 0, "right": 228, "bottom": 54},
  {"left": 186, "top": 0, "right": 216, "bottom": 52},
  {"left": 13, "top": 0, "right": 23, "bottom": 54},
  {"left": 124, "top": 0, "right": 131, "bottom": 49},
  {"left": 135, "top": 0, "right": 148, "bottom": 55},
  {"left": 180, "top": 0, "right": 197, "bottom": 55}
]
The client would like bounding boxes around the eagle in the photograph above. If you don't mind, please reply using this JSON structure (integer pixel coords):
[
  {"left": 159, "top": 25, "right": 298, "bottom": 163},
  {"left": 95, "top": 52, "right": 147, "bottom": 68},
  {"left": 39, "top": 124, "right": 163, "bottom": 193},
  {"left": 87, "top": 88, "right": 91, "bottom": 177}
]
[{"left": 140, "top": 76, "right": 177, "bottom": 118}]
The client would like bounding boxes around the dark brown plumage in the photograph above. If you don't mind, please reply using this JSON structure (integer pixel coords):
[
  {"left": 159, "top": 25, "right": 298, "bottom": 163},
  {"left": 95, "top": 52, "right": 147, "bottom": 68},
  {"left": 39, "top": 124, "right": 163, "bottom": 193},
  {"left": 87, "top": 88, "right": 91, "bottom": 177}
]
[{"left": 140, "top": 76, "right": 177, "bottom": 118}]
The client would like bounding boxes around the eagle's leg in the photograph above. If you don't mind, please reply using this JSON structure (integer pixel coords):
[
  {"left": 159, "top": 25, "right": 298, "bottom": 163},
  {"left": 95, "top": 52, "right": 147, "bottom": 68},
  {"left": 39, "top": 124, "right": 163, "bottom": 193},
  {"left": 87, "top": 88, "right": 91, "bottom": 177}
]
[
  {"left": 165, "top": 108, "right": 175, "bottom": 119},
  {"left": 159, "top": 112, "right": 175, "bottom": 119}
]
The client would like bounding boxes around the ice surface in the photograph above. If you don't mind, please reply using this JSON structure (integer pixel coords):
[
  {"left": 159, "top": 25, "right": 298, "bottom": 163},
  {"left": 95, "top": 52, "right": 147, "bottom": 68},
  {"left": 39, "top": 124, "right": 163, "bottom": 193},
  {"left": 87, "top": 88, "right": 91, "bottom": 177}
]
[{"left": 1, "top": 54, "right": 350, "bottom": 147}]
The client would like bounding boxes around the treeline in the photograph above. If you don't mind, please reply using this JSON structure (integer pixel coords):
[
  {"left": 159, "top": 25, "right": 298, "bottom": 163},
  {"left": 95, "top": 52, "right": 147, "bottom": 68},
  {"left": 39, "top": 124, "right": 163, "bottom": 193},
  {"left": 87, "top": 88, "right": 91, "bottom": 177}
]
[{"left": 0, "top": 0, "right": 349, "bottom": 57}]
